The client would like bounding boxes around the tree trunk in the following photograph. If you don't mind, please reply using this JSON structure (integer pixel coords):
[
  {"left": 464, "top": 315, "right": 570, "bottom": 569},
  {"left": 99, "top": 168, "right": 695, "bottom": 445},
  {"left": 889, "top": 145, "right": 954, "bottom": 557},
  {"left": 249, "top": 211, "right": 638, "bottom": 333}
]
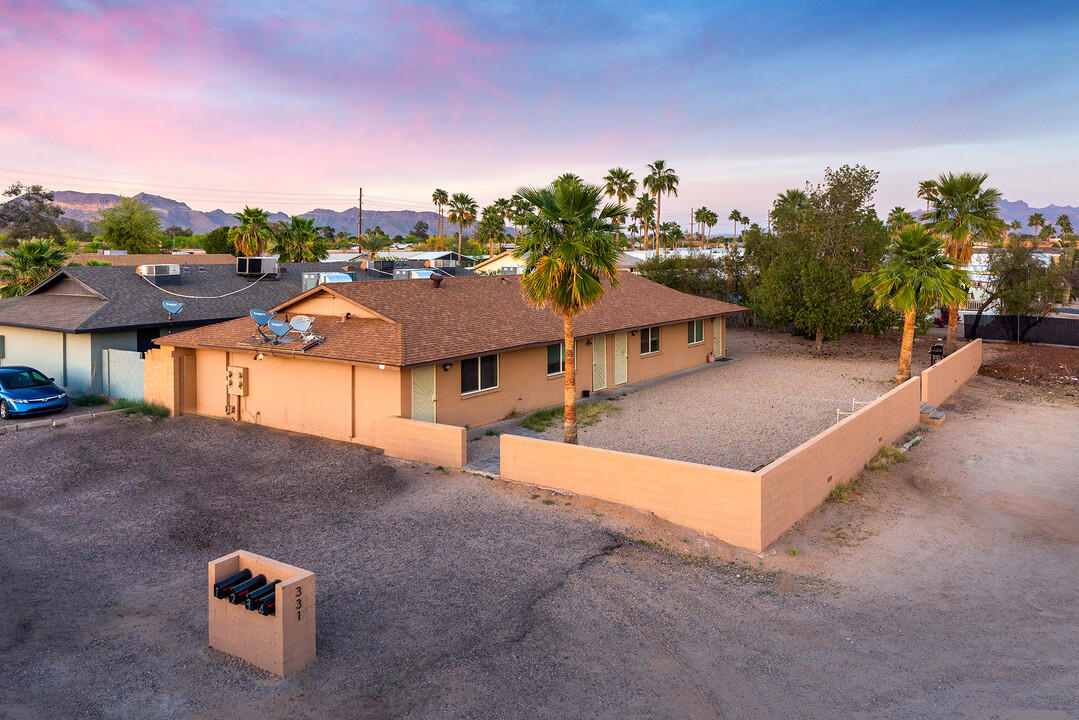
[
  {"left": 969, "top": 293, "right": 998, "bottom": 340},
  {"left": 896, "top": 308, "right": 917, "bottom": 382},
  {"left": 457, "top": 228, "right": 463, "bottom": 260},
  {"left": 813, "top": 328, "right": 823, "bottom": 357},
  {"left": 563, "top": 313, "right": 578, "bottom": 445},
  {"left": 655, "top": 195, "right": 662, "bottom": 253},
  {"left": 945, "top": 302, "right": 959, "bottom": 354}
]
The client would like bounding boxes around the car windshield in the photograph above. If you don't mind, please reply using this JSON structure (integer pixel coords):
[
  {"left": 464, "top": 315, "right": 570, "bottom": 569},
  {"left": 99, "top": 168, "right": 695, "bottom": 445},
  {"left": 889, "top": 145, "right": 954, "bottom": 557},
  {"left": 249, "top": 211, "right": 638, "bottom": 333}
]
[{"left": 0, "top": 370, "right": 52, "bottom": 390}]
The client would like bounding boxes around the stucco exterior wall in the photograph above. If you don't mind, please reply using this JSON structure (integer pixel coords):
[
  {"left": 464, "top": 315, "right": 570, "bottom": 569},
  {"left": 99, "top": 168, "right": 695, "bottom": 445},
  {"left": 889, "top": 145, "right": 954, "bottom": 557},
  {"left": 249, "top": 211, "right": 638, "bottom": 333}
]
[
  {"left": 921, "top": 339, "right": 982, "bottom": 406},
  {"left": 0, "top": 326, "right": 65, "bottom": 384},
  {"left": 0, "top": 326, "right": 139, "bottom": 395},
  {"left": 756, "top": 376, "right": 922, "bottom": 548},
  {"left": 500, "top": 433, "right": 763, "bottom": 550}
]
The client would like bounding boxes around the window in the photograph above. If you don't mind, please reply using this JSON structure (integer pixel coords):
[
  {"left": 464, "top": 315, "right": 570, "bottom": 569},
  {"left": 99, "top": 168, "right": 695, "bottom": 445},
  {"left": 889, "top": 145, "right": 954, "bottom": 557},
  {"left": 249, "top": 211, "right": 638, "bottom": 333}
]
[
  {"left": 640, "top": 326, "right": 660, "bottom": 355},
  {"left": 688, "top": 319, "right": 704, "bottom": 344},
  {"left": 547, "top": 343, "right": 565, "bottom": 375},
  {"left": 461, "top": 354, "right": 498, "bottom": 394}
]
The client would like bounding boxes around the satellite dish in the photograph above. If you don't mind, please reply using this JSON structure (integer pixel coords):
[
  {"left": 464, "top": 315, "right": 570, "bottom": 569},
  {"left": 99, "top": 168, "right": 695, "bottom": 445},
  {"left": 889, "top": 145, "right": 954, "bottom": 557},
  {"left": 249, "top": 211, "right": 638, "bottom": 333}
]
[
  {"left": 162, "top": 300, "right": 183, "bottom": 315},
  {"left": 267, "top": 318, "right": 292, "bottom": 338},
  {"left": 250, "top": 309, "right": 273, "bottom": 326},
  {"left": 290, "top": 315, "right": 314, "bottom": 333}
]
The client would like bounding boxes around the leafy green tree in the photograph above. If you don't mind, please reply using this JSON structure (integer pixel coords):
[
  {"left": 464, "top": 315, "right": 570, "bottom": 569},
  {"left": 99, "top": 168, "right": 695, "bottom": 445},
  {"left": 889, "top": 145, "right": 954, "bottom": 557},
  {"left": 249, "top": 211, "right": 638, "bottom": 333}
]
[
  {"left": 966, "top": 242, "right": 1066, "bottom": 338},
  {"left": 923, "top": 172, "right": 1005, "bottom": 352},
  {"left": 513, "top": 179, "right": 626, "bottom": 444},
  {"left": 228, "top": 206, "right": 272, "bottom": 256},
  {"left": 96, "top": 196, "right": 162, "bottom": 253},
  {"left": 432, "top": 188, "right": 448, "bottom": 250},
  {"left": 199, "top": 226, "right": 235, "bottom": 255},
  {"left": 643, "top": 161, "right": 678, "bottom": 251},
  {"left": 0, "top": 182, "right": 65, "bottom": 246},
  {"left": 0, "top": 239, "right": 69, "bottom": 297},
  {"left": 854, "top": 225, "right": 969, "bottom": 382},
  {"left": 412, "top": 220, "right": 430, "bottom": 241},
  {"left": 272, "top": 216, "right": 328, "bottom": 262},
  {"left": 751, "top": 165, "right": 890, "bottom": 356},
  {"left": 58, "top": 218, "right": 94, "bottom": 245},
  {"left": 602, "top": 167, "right": 637, "bottom": 249},
  {"left": 164, "top": 225, "right": 193, "bottom": 240},
  {"left": 359, "top": 230, "right": 391, "bottom": 260},
  {"left": 770, "top": 191, "right": 811, "bottom": 236},
  {"left": 447, "top": 192, "right": 478, "bottom": 259}
]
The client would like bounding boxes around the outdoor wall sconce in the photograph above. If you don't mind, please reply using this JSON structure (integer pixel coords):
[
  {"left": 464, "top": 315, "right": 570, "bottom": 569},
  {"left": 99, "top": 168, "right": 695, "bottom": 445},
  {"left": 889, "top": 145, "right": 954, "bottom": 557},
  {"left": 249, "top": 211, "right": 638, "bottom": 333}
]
[
  {"left": 710, "top": 316, "right": 716, "bottom": 323},
  {"left": 378, "top": 364, "right": 386, "bottom": 370},
  {"left": 630, "top": 330, "right": 637, "bottom": 336},
  {"left": 586, "top": 340, "right": 592, "bottom": 346},
  {"left": 253, "top": 352, "right": 264, "bottom": 361},
  {"left": 442, "top": 363, "right": 453, "bottom": 372}
]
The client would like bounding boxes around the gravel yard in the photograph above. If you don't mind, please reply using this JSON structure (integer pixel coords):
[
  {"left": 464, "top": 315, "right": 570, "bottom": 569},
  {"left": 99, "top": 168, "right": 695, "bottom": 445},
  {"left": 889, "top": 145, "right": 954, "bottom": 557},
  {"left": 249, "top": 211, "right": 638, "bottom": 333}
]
[
  {"left": 1, "top": 375, "right": 1077, "bottom": 719},
  {"left": 525, "top": 327, "right": 947, "bottom": 470}
]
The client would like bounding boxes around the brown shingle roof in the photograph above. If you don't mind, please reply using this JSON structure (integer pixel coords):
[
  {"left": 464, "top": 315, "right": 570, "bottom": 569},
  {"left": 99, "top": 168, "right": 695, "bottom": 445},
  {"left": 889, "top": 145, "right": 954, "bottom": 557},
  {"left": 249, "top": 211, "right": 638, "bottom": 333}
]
[
  {"left": 157, "top": 273, "right": 746, "bottom": 367},
  {"left": 66, "top": 253, "right": 238, "bottom": 267}
]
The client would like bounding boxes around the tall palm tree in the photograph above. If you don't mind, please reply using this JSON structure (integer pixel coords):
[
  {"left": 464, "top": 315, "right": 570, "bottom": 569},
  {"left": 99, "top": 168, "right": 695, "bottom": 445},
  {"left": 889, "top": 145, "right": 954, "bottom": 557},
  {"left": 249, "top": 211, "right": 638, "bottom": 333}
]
[
  {"left": 728, "top": 209, "right": 745, "bottom": 244},
  {"left": 887, "top": 206, "right": 916, "bottom": 234},
  {"left": 1027, "top": 212, "right": 1046, "bottom": 244},
  {"left": 512, "top": 180, "right": 626, "bottom": 444},
  {"left": 271, "top": 216, "right": 328, "bottom": 263},
  {"left": 771, "top": 190, "right": 811, "bottom": 235},
  {"left": 229, "top": 206, "right": 272, "bottom": 256},
  {"left": 1058, "top": 214, "right": 1073, "bottom": 247},
  {"left": 632, "top": 195, "right": 655, "bottom": 250},
  {"left": 447, "top": 192, "right": 478, "bottom": 259},
  {"left": 478, "top": 204, "right": 505, "bottom": 257},
  {"left": 642, "top": 160, "right": 679, "bottom": 252},
  {"left": 0, "top": 239, "right": 68, "bottom": 297},
  {"left": 704, "top": 208, "right": 719, "bottom": 244},
  {"left": 917, "top": 179, "right": 938, "bottom": 213},
  {"left": 923, "top": 171, "right": 1005, "bottom": 353},
  {"left": 693, "top": 207, "right": 709, "bottom": 248},
  {"left": 492, "top": 197, "right": 512, "bottom": 249},
  {"left": 432, "top": 188, "right": 449, "bottom": 251},
  {"left": 854, "top": 225, "right": 969, "bottom": 382},
  {"left": 1009, "top": 220, "right": 1022, "bottom": 242},
  {"left": 510, "top": 194, "right": 530, "bottom": 243},
  {"left": 602, "top": 167, "right": 637, "bottom": 249}
]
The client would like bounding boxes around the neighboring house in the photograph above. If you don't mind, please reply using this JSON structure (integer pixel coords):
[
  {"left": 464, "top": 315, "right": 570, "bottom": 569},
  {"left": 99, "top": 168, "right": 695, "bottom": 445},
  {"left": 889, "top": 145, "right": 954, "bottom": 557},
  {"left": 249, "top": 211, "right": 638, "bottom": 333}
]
[
  {"left": 0, "top": 264, "right": 300, "bottom": 396},
  {"left": 148, "top": 274, "right": 745, "bottom": 456},
  {"left": 66, "top": 252, "right": 239, "bottom": 266},
  {"left": 351, "top": 250, "right": 478, "bottom": 267},
  {"left": 475, "top": 250, "right": 641, "bottom": 275}
]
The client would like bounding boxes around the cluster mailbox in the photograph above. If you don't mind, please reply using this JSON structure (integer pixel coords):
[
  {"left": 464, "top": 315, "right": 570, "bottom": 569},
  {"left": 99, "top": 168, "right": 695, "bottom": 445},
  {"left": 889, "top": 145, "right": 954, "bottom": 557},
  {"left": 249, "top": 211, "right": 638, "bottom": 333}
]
[{"left": 208, "top": 550, "right": 315, "bottom": 677}]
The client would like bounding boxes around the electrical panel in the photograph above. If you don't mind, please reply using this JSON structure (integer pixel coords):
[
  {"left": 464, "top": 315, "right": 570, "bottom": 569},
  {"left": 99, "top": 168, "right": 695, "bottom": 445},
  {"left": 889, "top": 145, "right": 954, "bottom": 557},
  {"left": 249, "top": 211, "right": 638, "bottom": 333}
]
[{"left": 225, "top": 366, "right": 248, "bottom": 396}]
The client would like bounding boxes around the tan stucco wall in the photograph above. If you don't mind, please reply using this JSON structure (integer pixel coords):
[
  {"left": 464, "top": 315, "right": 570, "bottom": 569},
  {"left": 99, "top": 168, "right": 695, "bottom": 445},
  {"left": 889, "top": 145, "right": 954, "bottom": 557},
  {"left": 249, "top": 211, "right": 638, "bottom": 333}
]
[
  {"left": 921, "top": 339, "right": 982, "bottom": 406},
  {"left": 756, "top": 376, "right": 922, "bottom": 548},
  {"left": 285, "top": 295, "right": 380, "bottom": 318},
  {"left": 500, "top": 434, "right": 763, "bottom": 550},
  {"left": 420, "top": 319, "right": 717, "bottom": 428}
]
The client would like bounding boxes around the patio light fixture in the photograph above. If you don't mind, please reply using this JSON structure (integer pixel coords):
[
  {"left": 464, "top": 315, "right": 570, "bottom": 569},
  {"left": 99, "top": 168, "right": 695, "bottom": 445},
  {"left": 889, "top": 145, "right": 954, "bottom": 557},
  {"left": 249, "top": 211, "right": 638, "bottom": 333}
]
[{"left": 442, "top": 363, "right": 453, "bottom": 371}]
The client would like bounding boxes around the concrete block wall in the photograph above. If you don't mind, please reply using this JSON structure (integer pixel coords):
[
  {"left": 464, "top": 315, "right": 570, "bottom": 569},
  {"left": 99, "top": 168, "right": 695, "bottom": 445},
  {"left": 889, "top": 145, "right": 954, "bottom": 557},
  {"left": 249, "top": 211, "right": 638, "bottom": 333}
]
[
  {"left": 377, "top": 416, "right": 468, "bottom": 469},
  {"left": 756, "top": 376, "right": 922, "bottom": 548},
  {"left": 499, "top": 434, "right": 763, "bottom": 550},
  {"left": 143, "top": 347, "right": 181, "bottom": 416},
  {"left": 921, "top": 339, "right": 982, "bottom": 406},
  {"left": 208, "top": 550, "right": 316, "bottom": 678}
]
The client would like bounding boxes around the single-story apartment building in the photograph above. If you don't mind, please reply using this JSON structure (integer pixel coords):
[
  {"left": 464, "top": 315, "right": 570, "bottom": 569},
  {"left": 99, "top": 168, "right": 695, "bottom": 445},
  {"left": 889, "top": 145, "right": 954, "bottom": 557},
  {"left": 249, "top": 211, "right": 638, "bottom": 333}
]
[{"left": 147, "top": 273, "right": 744, "bottom": 461}]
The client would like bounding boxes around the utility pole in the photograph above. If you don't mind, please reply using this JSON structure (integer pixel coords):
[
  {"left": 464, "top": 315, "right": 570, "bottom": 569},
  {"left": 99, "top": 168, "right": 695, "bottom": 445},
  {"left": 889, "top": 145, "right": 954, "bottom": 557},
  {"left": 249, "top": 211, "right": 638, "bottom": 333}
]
[{"left": 358, "top": 188, "right": 363, "bottom": 240}]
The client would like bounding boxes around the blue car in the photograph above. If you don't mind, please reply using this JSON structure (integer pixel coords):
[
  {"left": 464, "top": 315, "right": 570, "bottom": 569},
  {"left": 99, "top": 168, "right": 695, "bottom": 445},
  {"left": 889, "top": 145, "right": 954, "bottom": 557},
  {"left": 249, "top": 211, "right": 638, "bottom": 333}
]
[{"left": 0, "top": 366, "right": 69, "bottom": 420}]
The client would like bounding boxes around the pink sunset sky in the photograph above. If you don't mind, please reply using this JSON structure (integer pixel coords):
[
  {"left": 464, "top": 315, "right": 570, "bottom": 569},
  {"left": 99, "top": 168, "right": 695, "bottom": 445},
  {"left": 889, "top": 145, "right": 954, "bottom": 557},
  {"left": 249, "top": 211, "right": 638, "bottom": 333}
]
[{"left": 2, "top": 0, "right": 1076, "bottom": 232}]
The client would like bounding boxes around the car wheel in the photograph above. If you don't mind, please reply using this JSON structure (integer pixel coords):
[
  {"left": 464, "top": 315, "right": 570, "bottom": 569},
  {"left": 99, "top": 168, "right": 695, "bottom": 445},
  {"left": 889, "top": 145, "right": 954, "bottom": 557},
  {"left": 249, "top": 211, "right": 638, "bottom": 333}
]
[{"left": 0, "top": 400, "right": 9, "bottom": 420}]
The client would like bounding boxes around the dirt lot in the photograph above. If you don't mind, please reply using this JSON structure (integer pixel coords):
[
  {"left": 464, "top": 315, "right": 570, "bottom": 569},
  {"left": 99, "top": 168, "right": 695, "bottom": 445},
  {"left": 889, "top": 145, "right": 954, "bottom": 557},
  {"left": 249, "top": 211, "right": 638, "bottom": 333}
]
[
  {"left": 981, "top": 341, "right": 1079, "bottom": 390},
  {"left": 517, "top": 327, "right": 951, "bottom": 470},
  {"left": 1, "top": 370, "right": 1076, "bottom": 719}
]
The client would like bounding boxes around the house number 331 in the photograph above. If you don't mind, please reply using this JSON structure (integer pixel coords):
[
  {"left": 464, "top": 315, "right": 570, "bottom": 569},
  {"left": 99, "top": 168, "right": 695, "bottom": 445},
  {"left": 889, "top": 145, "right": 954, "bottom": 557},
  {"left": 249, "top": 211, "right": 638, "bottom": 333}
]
[{"left": 296, "top": 586, "right": 302, "bottom": 621}]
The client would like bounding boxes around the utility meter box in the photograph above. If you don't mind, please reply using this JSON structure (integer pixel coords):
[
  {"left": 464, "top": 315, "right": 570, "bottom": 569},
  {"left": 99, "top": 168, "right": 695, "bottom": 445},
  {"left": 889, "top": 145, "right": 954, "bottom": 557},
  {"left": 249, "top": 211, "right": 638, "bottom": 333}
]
[{"left": 225, "top": 366, "right": 248, "bottom": 396}]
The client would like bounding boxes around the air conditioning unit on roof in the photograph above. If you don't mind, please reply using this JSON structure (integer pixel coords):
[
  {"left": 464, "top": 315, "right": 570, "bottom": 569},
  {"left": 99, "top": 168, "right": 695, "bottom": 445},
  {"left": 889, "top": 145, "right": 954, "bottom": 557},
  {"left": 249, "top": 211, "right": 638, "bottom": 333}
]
[
  {"left": 236, "top": 257, "right": 278, "bottom": 276},
  {"left": 137, "top": 264, "right": 181, "bottom": 277}
]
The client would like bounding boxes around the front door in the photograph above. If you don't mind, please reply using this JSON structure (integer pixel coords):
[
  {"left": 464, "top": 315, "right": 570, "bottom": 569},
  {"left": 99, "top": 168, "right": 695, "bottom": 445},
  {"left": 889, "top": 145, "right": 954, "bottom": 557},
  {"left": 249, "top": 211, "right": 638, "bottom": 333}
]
[
  {"left": 713, "top": 316, "right": 726, "bottom": 359},
  {"left": 614, "top": 332, "right": 628, "bottom": 385},
  {"left": 411, "top": 365, "right": 436, "bottom": 423},
  {"left": 592, "top": 336, "right": 607, "bottom": 392}
]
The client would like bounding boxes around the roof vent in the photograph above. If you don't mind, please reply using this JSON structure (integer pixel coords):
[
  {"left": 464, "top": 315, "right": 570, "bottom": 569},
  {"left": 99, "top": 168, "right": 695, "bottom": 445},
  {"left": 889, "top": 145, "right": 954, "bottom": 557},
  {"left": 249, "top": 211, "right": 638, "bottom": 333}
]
[{"left": 430, "top": 275, "right": 443, "bottom": 289}]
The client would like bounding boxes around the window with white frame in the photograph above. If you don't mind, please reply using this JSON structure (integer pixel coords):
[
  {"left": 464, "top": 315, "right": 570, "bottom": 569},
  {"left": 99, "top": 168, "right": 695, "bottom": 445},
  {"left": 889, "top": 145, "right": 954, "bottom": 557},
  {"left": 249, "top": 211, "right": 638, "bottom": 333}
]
[
  {"left": 688, "top": 319, "right": 704, "bottom": 344},
  {"left": 640, "top": 326, "right": 660, "bottom": 355},
  {"left": 546, "top": 343, "right": 565, "bottom": 375},
  {"left": 461, "top": 354, "right": 498, "bottom": 394}
]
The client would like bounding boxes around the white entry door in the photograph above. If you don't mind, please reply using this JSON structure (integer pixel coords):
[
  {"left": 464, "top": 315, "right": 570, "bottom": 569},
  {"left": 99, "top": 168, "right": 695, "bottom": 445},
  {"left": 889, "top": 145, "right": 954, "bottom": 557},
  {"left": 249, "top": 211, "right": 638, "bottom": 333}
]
[
  {"left": 592, "top": 336, "right": 607, "bottom": 391},
  {"left": 713, "top": 316, "right": 726, "bottom": 358},
  {"left": 614, "top": 332, "right": 628, "bottom": 385},
  {"left": 411, "top": 365, "right": 436, "bottom": 423}
]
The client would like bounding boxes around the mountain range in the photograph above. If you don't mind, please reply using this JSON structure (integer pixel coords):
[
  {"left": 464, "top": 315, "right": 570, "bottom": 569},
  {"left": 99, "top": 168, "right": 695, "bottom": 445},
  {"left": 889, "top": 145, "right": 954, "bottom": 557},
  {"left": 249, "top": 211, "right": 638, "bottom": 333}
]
[
  {"left": 50, "top": 191, "right": 439, "bottom": 238},
  {"left": 47, "top": 190, "right": 1079, "bottom": 237}
]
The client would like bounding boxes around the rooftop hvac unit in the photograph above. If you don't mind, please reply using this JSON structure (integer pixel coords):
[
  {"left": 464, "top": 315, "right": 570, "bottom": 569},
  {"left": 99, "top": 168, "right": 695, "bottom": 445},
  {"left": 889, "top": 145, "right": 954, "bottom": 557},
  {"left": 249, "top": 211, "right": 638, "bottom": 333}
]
[
  {"left": 500, "top": 266, "right": 524, "bottom": 275},
  {"left": 301, "top": 271, "right": 356, "bottom": 291},
  {"left": 368, "top": 259, "right": 395, "bottom": 273},
  {"left": 236, "top": 257, "right": 278, "bottom": 276},
  {"left": 137, "top": 264, "right": 182, "bottom": 286}
]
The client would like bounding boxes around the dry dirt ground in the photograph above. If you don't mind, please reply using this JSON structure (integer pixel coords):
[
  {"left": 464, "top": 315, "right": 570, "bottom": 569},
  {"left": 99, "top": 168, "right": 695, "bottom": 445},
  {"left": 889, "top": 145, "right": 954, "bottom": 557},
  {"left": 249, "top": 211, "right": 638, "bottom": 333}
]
[
  {"left": 1, "top": 373, "right": 1077, "bottom": 719},
  {"left": 514, "top": 327, "right": 950, "bottom": 470}
]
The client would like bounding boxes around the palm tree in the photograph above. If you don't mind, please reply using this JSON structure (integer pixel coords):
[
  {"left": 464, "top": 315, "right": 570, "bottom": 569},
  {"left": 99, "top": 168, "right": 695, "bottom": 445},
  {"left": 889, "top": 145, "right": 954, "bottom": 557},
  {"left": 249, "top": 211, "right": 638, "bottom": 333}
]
[
  {"left": 478, "top": 204, "right": 505, "bottom": 257},
  {"left": 854, "top": 225, "right": 969, "bottom": 382},
  {"left": 492, "top": 197, "right": 512, "bottom": 249},
  {"left": 728, "top": 209, "right": 745, "bottom": 244},
  {"left": 771, "top": 190, "right": 811, "bottom": 235},
  {"left": 642, "top": 160, "right": 679, "bottom": 252},
  {"left": 602, "top": 167, "right": 637, "bottom": 249},
  {"left": 693, "top": 207, "right": 709, "bottom": 247},
  {"left": 271, "top": 216, "right": 328, "bottom": 262},
  {"left": 359, "top": 230, "right": 391, "bottom": 261},
  {"left": 447, "top": 192, "right": 478, "bottom": 260},
  {"left": 1009, "top": 220, "right": 1022, "bottom": 243},
  {"left": 510, "top": 194, "right": 530, "bottom": 243},
  {"left": 0, "top": 239, "right": 68, "bottom": 297},
  {"left": 512, "top": 180, "right": 626, "bottom": 444},
  {"left": 632, "top": 195, "right": 655, "bottom": 250},
  {"left": 1058, "top": 214, "right": 1073, "bottom": 247},
  {"left": 229, "top": 206, "right": 272, "bottom": 256},
  {"left": 1027, "top": 212, "right": 1046, "bottom": 244},
  {"left": 917, "top": 179, "right": 938, "bottom": 213},
  {"left": 556, "top": 173, "right": 584, "bottom": 186},
  {"left": 432, "top": 188, "right": 449, "bottom": 251},
  {"left": 887, "top": 206, "right": 916, "bottom": 234},
  {"left": 704, "top": 208, "right": 719, "bottom": 244},
  {"left": 923, "top": 171, "right": 1005, "bottom": 353}
]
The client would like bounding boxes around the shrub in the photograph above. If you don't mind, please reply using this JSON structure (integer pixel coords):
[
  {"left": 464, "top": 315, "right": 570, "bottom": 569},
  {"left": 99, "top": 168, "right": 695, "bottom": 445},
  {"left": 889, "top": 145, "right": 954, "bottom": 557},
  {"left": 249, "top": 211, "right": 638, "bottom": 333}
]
[
  {"left": 74, "top": 393, "right": 109, "bottom": 407},
  {"left": 112, "top": 398, "right": 170, "bottom": 418},
  {"left": 521, "top": 406, "right": 561, "bottom": 432},
  {"left": 866, "top": 444, "right": 906, "bottom": 471}
]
